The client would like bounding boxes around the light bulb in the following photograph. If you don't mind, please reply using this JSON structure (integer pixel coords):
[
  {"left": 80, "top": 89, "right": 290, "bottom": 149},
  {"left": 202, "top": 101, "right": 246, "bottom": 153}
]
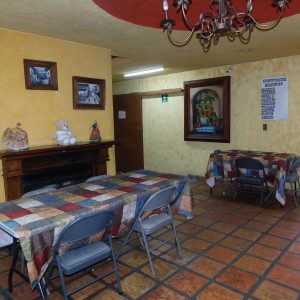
[{"left": 163, "top": 0, "right": 169, "bottom": 11}]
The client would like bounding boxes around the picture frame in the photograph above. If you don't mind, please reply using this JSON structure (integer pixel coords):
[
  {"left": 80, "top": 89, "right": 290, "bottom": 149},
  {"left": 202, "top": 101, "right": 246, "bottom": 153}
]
[
  {"left": 184, "top": 76, "right": 230, "bottom": 143},
  {"left": 23, "top": 59, "right": 58, "bottom": 90},
  {"left": 72, "top": 76, "right": 105, "bottom": 110}
]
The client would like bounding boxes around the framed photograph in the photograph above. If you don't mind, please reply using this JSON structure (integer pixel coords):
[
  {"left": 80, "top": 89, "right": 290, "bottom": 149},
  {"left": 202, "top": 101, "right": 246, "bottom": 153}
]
[
  {"left": 184, "top": 76, "right": 230, "bottom": 143},
  {"left": 72, "top": 76, "right": 105, "bottom": 110},
  {"left": 23, "top": 59, "right": 58, "bottom": 90}
]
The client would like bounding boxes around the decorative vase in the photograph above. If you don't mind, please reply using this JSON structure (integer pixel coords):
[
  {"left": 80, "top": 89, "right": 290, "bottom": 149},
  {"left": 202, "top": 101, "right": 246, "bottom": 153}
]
[
  {"left": 2, "top": 123, "right": 29, "bottom": 151},
  {"left": 90, "top": 121, "right": 101, "bottom": 142}
]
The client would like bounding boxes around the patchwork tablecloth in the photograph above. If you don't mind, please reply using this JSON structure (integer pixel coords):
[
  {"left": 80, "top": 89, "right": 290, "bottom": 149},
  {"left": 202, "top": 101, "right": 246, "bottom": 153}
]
[
  {"left": 205, "top": 150, "right": 298, "bottom": 205},
  {"left": 0, "top": 170, "right": 193, "bottom": 288}
]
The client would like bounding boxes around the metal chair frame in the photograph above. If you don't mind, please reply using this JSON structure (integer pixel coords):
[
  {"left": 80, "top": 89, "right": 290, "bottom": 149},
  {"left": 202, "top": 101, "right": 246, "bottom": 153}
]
[
  {"left": 45, "top": 210, "right": 122, "bottom": 299},
  {"left": 233, "top": 158, "right": 271, "bottom": 206},
  {"left": 118, "top": 186, "right": 182, "bottom": 277},
  {"left": 286, "top": 157, "right": 300, "bottom": 207}
]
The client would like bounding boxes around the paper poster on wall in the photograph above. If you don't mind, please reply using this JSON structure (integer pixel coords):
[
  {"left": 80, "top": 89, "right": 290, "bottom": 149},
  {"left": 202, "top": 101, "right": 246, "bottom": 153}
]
[{"left": 261, "top": 76, "right": 288, "bottom": 120}]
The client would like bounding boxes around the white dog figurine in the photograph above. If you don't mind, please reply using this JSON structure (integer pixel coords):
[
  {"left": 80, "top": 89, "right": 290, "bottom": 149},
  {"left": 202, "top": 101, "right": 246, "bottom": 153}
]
[{"left": 54, "top": 120, "right": 77, "bottom": 146}]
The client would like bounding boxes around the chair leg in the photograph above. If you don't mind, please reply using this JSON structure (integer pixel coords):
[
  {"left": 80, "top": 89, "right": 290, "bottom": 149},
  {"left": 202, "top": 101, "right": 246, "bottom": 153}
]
[
  {"left": 117, "top": 224, "right": 136, "bottom": 258},
  {"left": 170, "top": 222, "right": 182, "bottom": 257},
  {"left": 290, "top": 183, "right": 298, "bottom": 207},
  {"left": 259, "top": 186, "right": 264, "bottom": 207},
  {"left": 56, "top": 258, "right": 68, "bottom": 300},
  {"left": 109, "top": 236, "right": 122, "bottom": 295},
  {"left": 140, "top": 229, "right": 155, "bottom": 277}
]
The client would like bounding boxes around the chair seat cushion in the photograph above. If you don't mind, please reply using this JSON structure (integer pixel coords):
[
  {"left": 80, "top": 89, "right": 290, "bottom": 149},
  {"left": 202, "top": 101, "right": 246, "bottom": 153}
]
[
  {"left": 60, "top": 241, "right": 110, "bottom": 275},
  {"left": 134, "top": 213, "right": 172, "bottom": 235},
  {"left": 235, "top": 176, "right": 263, "bottom": 186}
]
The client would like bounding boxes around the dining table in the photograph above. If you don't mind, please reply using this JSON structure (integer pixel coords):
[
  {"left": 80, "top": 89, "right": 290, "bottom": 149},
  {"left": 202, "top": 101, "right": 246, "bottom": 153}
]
[
  {"left": 205, "top": 149, "right": 299, "bottom": 205},
  {"left": 0, "top": 169, "right": 193, "bottom": 297}
]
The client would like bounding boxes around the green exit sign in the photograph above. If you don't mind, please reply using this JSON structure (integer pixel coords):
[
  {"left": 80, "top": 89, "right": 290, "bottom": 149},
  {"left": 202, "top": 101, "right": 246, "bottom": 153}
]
[{"left": 161, "top": 94, "right": 168, "bottom": 103}]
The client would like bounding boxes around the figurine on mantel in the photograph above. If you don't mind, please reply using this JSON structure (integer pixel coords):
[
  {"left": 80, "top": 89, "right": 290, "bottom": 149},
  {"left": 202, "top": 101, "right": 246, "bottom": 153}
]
[
  {"left": 2, "top": 123, "right": 28, "bottom": 151},
  {"left": 54, "top": 120, "right": 77, "bottom": 146},
  {"left": 90, "top": 121, "right": 101, "bottom": 142}
]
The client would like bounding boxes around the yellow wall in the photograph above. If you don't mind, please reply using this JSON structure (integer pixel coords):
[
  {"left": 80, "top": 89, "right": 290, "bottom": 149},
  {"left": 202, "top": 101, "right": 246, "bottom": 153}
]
[
  {"left": 0, "top": 28, "right": 115, "bottom": 201},
  {"left": 113, "top": 55, "right": 300, "bottom": 176}
]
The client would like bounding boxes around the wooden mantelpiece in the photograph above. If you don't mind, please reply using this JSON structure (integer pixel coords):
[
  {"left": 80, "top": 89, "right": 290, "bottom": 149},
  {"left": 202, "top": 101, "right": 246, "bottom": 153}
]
[{"left": 0, "top": 140, "right": 117, "bottom": 201}]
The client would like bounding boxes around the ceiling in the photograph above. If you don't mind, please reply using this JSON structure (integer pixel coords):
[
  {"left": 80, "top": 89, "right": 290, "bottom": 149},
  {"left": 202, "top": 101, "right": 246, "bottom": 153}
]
[{"left": 0, "top": 0, "right": 299, "bottom": 82}]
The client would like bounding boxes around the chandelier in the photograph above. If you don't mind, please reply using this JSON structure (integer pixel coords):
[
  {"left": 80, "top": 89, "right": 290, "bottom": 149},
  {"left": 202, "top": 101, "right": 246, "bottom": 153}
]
[{"left": 160, "top": 0, "right": 291, "bottom": 51}]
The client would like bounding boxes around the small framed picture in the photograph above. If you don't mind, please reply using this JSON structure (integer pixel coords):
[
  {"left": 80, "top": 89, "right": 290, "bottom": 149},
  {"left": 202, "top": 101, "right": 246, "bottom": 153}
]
[
  {"left": 23, "top": 59, "right": 58, "bottom": 90},
  {"left": 72, "top": 76, "right": 105, "bottom": 110}
]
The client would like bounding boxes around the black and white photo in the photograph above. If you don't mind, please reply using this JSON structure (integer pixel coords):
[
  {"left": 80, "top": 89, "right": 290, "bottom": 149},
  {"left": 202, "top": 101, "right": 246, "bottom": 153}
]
[
  {"left": 73, "top": 76, "right": 105, "bottom": 110},
  {"left": 24, "top": 59, "right": 58, "bottom": 90}
]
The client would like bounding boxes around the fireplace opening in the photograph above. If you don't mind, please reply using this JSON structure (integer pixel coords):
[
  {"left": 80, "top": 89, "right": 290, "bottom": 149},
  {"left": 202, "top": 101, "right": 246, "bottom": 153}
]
[{"left": 22, "top": 164, "right": 93, "bottom": 193}]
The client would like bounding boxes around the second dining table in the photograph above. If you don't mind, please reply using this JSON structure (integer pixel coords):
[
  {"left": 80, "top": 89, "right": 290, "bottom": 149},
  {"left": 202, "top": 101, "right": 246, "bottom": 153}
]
[
  {"left": 0, "top": 169, "right": 193, "bottom": 294},
  {"left": 206, "top": 149, "right": 298, "bottom": 205}
]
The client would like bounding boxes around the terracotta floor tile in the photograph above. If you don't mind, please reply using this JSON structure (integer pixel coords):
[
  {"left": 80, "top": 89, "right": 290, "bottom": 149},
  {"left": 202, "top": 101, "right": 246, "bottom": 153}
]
[
  {"left": 254, "top": 213, "right": 279, "bottom": 225},
  {"left": 141, "top": 258, "right": 178, "bottom": 280},
  {"left": 223, "top": 216, "right": 247, "bottom": 226},
  {"left": 220, "top": 236, "right": 251, "bottom": 251},
  {"left": 93, "top": 288, "right": 126, "bottom": 300},
  {"left": 238, "top": 209, "right": 258, "bottom": 219},
  {"left": 162, "top": 247, "right": 196, "bottom": 265},
  {"left": 159, "top": 231, "right": 188, "bottom": 243},
  {"left": 269, "top": 226, "right": 299, "bottom": 240},
  {"left": 217, "top": 267, "right": 258, "bottom": 293},
  {"left": 191, "top": 207, "right": 206, "bottom": 215},
  {"left": 267, "top": 264, "right": 300, "bottom": 290},
  {"left": 143, "top": 285, "right": 187, "bottom": 300},
  {"left": 210, "top": 222, "right": 236, "bottom": 234},
  {"left": 288, "top": 241, "right": 300, "bottom": 255},
  {"left": 259, "top": 234, "right": 290, "bottom": 250},
  {"left": 119, "top": 249, "right": 148, "bottom": 268},
  {"left": 243, "top": 220, "right": 272, "bottom": 232},
  {"left": 252, "top": 280, "right": 299, "bottom": 300},
  {"left": 279, "top": 252, "right": 300, "bottom": 270},
  {"left": 264, "top": 209, "right": 287, "bottom": 218},
  {"left": 276, "top": 219, "right": 300, "bottom": 231},
  {"left": 196, "top": 229, "right": 225, "bottom": 243},
  {"left": 94, "top": 262, "right": 131, "bottom": 284},
  {"left": 190, "top": 216, "right": 215, "bottom": 227},
  {"left": 205, "top": 245, "right": 239, "bottom": 263},
  {"left": 119, "top": 273, "right": 155, "bottom": 299},
  {"left": 187, "top": 256, "right": 225, "bottom": 278},
  {"left": 7, "top": 282, "right": 42, "bottom": 300},
  {"left": 232, "top": 228, "right": 262, "bottom": 241},
  {"left": 247, "top": 244, "right": 281, "bottom": 261},
  {"left": 196, "top": 283, "right": 243, "bottom": 300},
  {"left": 166, "top": 270, "right": 208, "bottom": 297},
  {"left": 182, "top": 237, "right": 211, "bottom": 252},
  {"left": 284, "top": 212, "right": 300, "bottom": 222},
  {"left": 234, "top": 254, "right": 271, "bottom": 275},
  {"left": 176, "top": 223, "right": 202, "bottom": 235}
]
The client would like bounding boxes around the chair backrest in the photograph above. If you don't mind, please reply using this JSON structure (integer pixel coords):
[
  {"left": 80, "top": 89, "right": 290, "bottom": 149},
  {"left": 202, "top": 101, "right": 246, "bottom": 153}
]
[
  {"left": 85, "top": 175, "right": 111, "bottom": 182},
  {"left": 235, "top": 158, "right": 265, "bottom": 176},
  {"left": 54, "top": 210, "right": 114, "bottom": 253},
  {"left": 22, "top": 187, "right": 57, "bottom": 197},
  {"left": 289, "top": 157, "right": 300, "bottom": 173},
  {"left": 142, "top": 186, "right": 176, "bottom": 212}
]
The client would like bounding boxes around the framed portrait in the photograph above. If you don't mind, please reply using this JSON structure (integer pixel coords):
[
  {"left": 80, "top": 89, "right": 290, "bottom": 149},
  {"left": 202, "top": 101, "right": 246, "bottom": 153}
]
[
  {"left": 72, "top": 76, "right": 105, "bottom": 110},
  {"left": 184, "top": 76, "right": 230, "bottom": 143},
  {"left": 23, "top": 59, "right": 58, "bottom": 90}
]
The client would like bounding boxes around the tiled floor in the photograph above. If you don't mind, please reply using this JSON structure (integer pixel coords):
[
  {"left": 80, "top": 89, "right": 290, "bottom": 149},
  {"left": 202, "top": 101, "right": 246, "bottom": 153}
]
[{"left": 1, "top": 178, "right": 300, "bottom": 299}]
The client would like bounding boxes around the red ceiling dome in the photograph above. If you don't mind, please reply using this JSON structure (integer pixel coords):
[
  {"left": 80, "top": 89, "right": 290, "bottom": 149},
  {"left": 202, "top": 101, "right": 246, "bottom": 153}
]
[{"left": 94, "top": 0, "right": 300, "bottom": 31}]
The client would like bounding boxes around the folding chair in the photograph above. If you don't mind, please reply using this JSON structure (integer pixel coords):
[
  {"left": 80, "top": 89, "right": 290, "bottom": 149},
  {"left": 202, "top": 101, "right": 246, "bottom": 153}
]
[
  {"left": 45, "top": 210, "right": 122, "bottom": 299},
  {"left": 233, "top": 158, "right": 270, "bottom": 206},
  {"left": 285, "top": 157, "right": 300, "bottom": 207},
  {"left": 118, "top": 186, "right": 182, "bottom": 277}
]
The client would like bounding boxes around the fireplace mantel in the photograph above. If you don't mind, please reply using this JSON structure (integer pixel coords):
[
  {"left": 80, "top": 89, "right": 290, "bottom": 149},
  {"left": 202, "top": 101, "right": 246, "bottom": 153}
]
[{"left": 0, "top": 140, "right": 117, "bottom": 201}]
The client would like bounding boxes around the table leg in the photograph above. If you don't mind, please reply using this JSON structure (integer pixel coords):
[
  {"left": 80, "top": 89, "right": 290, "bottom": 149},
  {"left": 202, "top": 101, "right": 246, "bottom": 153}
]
[{"left": 8, "top": 238, "right": 18, "bottom": 292}]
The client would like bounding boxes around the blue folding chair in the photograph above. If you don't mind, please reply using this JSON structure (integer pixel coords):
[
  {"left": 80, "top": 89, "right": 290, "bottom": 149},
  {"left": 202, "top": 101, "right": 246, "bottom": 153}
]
[
  {"left": 45, "top": 210, "right": 122, "bottom": 299},
  {"left": 118, "top": 186, "right": 182, "bottom": 277}
]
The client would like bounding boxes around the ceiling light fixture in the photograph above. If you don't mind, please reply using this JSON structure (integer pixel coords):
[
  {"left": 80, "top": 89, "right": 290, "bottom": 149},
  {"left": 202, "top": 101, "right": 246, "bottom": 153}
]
[
  {"left": 123, "top": 67, "right": 165, "bottom": 77},
  {"left": 160, "top": 0, "right": 291, "bottom": 52}
]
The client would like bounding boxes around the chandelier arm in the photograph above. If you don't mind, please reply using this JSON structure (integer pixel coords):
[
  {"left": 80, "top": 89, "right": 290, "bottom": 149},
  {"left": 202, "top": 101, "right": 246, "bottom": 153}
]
[
  {"left": 245, "top": 8, "right": 284, "bottom": 30},
  {"left": 181, "top": 4, "right": 201, "bottom": 29},
  {"left": 166, "top": 28, "right": 196, "bottom": 47}
]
